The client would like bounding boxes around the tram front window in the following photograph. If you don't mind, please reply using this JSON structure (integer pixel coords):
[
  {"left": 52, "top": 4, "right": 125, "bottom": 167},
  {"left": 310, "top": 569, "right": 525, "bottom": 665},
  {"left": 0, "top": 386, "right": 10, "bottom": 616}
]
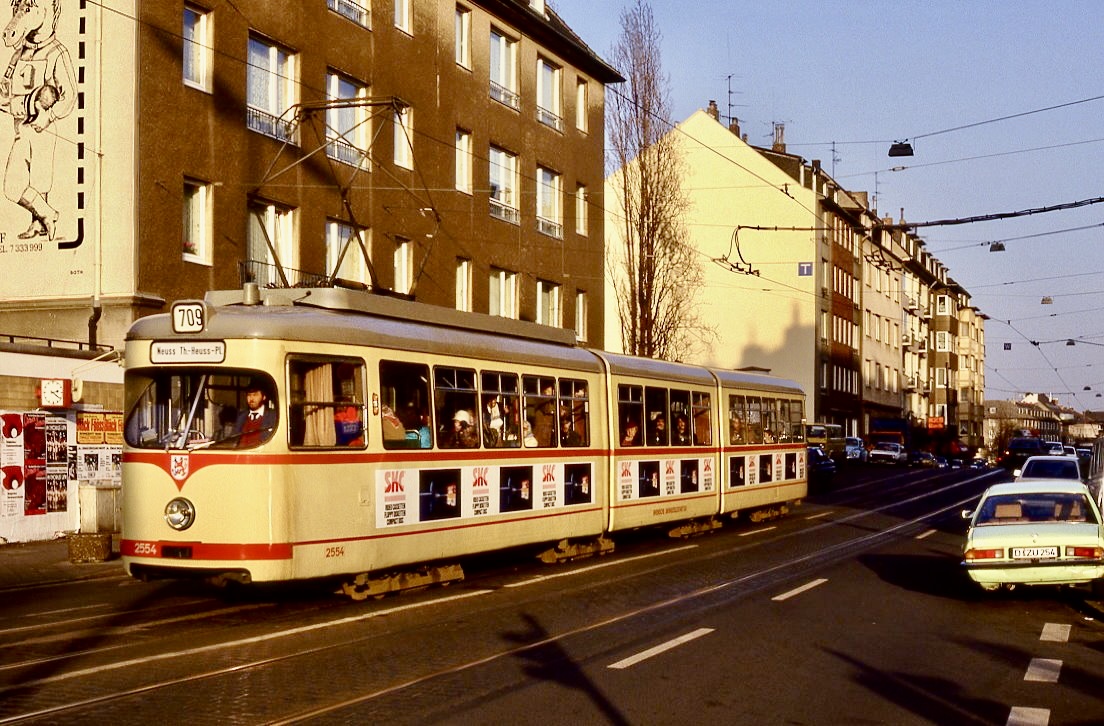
[{"left": 124, "top": 370, "right": 278, "bottom": 450}]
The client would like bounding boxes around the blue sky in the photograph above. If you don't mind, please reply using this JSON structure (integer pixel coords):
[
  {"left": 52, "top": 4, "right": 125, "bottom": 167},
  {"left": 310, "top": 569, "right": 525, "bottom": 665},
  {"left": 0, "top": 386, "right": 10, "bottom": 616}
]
[{"left": 550, "top": 0, "right": 1104, "bottom": 410}]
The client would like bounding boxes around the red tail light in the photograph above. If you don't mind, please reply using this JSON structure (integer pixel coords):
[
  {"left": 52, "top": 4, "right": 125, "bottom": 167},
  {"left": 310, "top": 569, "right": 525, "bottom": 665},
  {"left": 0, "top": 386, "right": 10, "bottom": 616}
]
[
  {"left": 964, "top": 548, "right": 1003, "bottom": 560},
  {"left": 1065, "top": 546, "right": 1104, "bottom": 559}
]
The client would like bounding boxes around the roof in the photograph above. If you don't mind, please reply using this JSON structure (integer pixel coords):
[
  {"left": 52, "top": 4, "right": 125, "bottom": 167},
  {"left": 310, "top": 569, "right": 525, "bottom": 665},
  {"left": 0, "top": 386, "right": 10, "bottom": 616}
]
[{"left": 981, "top": 480, "right": 1091, "bottom": 497}]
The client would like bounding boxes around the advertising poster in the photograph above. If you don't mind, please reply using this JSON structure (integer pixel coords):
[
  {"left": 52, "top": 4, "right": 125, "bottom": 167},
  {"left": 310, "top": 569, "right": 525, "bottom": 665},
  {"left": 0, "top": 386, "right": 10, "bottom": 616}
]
[
  {"left": 1, "top": 412, "right": 25, "bottom": 518},
  {"left": 23, "top": 413, "right": 45, "bottom": 515}
]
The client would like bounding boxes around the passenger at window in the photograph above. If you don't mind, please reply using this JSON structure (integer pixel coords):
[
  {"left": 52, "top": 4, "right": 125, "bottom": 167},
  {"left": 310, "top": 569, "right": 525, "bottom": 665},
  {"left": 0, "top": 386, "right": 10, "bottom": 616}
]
[
  {"left": 531, "top": 384, "right": 556, "bottom": 447},
  {"left": 648, "top": 413, "right": 667, "bottom": 445},
  {"left": 673, "top": 414, "right": 691, "bottom": 445},
  {"left": 380, "top": 405, "right": 405, "bottom": 443},
  {"left": 441, "top": 409, "right": 479, "bottom": 448},
  {"left": 621, "top": 418, "right": 640, "bottom": 447},
  {"left": 560, "top": 418, "right": 582, "bottom": 447},
  {"left": 234, "top": 381, "right": 276, "bottom": 447}
]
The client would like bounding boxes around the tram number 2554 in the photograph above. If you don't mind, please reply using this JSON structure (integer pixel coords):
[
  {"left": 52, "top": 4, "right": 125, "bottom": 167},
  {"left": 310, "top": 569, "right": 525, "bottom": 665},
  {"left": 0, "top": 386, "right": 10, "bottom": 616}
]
[{"left": 324, "top": 546, "right": 346, "bottom": 558}]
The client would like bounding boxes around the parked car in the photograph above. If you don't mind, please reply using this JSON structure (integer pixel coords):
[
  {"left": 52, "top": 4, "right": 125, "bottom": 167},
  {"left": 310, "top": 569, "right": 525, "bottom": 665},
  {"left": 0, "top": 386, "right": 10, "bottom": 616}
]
[
  {"left": 1015, "top": 455, "right": 1083, "bottom": 482},
  {"left": 997, "top": 437, "right": 1049, "bottom": 473},
  {"left": 912, "top": 451, "right": 936, "bottom": 468},
  {"left": 807, "top": 445, "right": 837, "bottom": 489},
  {"left": 962, "top": 480, "right": 1104, "bottom": 592},
  {"left": 869, "top": 441, "right": 908, "bottom": 465},
  {"left": 844, "top": 436, "right": 867, "bottom": 463}
]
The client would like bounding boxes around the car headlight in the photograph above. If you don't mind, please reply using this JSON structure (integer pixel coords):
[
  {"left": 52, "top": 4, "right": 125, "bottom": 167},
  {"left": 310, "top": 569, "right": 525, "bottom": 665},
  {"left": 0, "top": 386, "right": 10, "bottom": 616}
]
[{"left": 164, "top": 497, "right": 196, "bottom": 531}]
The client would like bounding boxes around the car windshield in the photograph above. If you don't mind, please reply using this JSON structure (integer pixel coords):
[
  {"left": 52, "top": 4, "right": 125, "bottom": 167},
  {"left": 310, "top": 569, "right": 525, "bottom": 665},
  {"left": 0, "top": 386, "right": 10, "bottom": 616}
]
[
  {"left": 124, "top": 368, "right": 278, "bottom": 450},
  {"left": 1019, "top": 459, "right": 1081, "bottom": 480},
  {"left": 974, "top": 492, "right": 1097, "bottom": 525},
  {"left": 873, "top": 443, "right": 897, "bottom": 451}
]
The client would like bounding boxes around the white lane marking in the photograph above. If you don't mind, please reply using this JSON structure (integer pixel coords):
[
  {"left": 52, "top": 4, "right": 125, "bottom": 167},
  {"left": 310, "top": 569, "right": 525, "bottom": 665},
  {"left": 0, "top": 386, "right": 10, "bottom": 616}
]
[
  {"left": 804, "top": 511, "right": 833, "bottom": 520},
  {"left": 504, "top": 544, "right": 697, "bottom": 588},
  {"left": 1007, "top": 706, "right": 1050, "bottom": 726},
  {"left": 771, "top": 578, "right": 828, "bottom": 602},
  {"left": 1023, "top": 658, "right": 1062, "bottom": 683},
  {"left": 739, "top": 526, "right": 776, "bottom": 537},
  {"left": 915, "top": 528, "right": 938, "bottom": 540},
  {"left": 1040, "top": 623, "right": 1071, "bottom": 642},
  {"left": 607, "top": 628, "right": 714, "bottom": 670}
]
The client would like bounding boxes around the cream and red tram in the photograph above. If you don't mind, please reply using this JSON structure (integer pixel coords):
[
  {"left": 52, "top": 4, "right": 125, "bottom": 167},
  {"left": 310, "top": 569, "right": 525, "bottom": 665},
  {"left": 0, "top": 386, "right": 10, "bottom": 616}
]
[{"left": 121, "top": 286, "right": 806, "bottom": 594}]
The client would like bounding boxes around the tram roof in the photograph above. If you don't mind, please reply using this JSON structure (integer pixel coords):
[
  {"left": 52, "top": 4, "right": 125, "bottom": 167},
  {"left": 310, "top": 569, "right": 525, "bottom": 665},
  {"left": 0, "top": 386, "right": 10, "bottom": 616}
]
[{"left": 128, "top": 287, "right": 602, "bottom": 373}]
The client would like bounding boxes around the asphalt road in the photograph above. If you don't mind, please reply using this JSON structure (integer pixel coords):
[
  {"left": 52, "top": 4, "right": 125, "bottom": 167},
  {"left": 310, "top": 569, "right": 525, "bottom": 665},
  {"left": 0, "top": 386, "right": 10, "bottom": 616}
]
[{"left": 2, "top": 464, "right": 1102, "bottom": 725}]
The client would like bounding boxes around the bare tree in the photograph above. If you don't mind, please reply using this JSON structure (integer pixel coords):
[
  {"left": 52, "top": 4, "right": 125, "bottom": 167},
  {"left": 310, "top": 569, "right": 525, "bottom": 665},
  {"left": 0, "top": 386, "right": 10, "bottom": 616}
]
[{"left": 607, "top": 0, "right": 706, "bottom": 361}]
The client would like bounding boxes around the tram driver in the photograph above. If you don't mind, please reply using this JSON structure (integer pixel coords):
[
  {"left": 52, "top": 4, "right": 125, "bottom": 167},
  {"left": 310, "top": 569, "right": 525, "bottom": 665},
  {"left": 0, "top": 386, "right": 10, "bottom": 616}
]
[{"left": 233, "top": 380, "right": 277, "bottom": 447}]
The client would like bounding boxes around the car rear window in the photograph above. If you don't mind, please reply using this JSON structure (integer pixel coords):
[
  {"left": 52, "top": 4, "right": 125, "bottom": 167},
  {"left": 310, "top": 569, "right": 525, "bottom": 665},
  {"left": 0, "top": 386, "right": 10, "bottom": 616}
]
[
  {"left": 976, "top": 493, "right": 1097, "bottom": 525},
  {"left": 1020, "top": 460, "right": 1081, "bottom": 479}
]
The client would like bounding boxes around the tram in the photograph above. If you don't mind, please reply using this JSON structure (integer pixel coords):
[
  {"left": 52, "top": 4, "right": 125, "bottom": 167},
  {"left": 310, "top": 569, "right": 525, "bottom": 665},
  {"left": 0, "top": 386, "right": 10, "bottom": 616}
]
[{"left": 120, "top": 285, "right": 807, "bottom": 597}]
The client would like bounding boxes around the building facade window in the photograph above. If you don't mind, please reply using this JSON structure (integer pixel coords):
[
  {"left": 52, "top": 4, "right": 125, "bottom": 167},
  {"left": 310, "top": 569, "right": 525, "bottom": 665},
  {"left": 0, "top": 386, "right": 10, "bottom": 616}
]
[
  {"left": 489, "top": 267, "right": 518, "bottom": 319},
  {"left": 326, "top": 219, "right": 369, "bottom": 285},
  {"left": 575, "top": 184, "right": 588, "bottom": 235},
  {"left": 537, "top": 280, "right": 561, "bottom": 327},
  {"left": 246, "top": 35, "right": 297, "bottom": 143},
  {"left": 183, "top": 5, "right": 212, "bottom": 92},
  {"left": 183, "top": 179, "right": 211, "bottom": 264},
  {"left": 935, "top": 331, "right": 951, "bottom": 352},
  {"left": 575, "top": 290, "right": 588, "bottom": 341},
  {"left": 536, "top": 166, "right": 562, "bottom": 238},
  {"left": 489, "top": 29, "right": 518, "bottom": 109},
  {"left": 575, "top": 78, "right": 588, "bottom": 132},
  {"left": 394, "top": 0, "right": 412, "bottom": 33},
  {"left": 248, "top": 201, "right": 297, "bottom": 286},
  {"left": 327, "top": 0, "right": 369, "bottom": 27},
  {"left": 455, "top": 128, "right": 472, "bottom": 193},
  {"left": 488, "top": 145, "right": 519, "bottom": 223},
  {"left": 455, "top": 5, "right": 471, "bottom": 68},
  {"left": 394, "top": 238, "right": 413, "bottom": 294},
  {"left": 326, "top": 71, "right": 369, "bottom": 168},
  {"left": 455, "top": 258, "right": 472, "bottom": 312},
  {"left": 393, "top": 105, "right": 413, "bottom": 169},
  {"left": 537, "top": 57, "right": 562, "bottom": 130}
]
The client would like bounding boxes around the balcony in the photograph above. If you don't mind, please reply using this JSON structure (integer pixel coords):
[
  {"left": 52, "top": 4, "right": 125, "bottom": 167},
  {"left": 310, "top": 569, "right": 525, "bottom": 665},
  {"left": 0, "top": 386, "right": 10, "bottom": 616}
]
[
  {"left": 537, "top": 216, "right": 562, "bottom": 238},
  {"left": 537, "top": 106, "right": 563, "bottom": 132},
  {"left": 326, "top": 138, "right": 367, "bottom": 168},
  {"left": 489, "top": 197, "right": 520, "bottom": 225},
  {"left": 246, "top": 107, "right": 295, "bottom": 143},
  {"left": 327, "top": 0, "right": 369, "bottom": 27},
  {"left": 490, "top": 81, "right": 520, "bottom": 111}
]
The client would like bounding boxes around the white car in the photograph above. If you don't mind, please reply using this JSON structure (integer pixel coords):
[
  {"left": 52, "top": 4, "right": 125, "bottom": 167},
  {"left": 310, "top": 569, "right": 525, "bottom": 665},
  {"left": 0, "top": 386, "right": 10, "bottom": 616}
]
[
  {"left": 868, "top": 441, "right": 907, "bottom": 465},
  {"left": 1014, "top": 455, "right": 1082, "bottom": 481},
  {"left": 962, "top": 480, "right": 1104, "bottom": 592}
]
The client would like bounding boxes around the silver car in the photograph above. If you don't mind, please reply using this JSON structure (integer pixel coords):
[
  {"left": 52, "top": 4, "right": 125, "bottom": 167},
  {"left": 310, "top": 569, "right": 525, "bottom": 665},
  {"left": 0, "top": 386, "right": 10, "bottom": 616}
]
[{"left": 844, "top": 436, "right": 867, "bottom": 463}]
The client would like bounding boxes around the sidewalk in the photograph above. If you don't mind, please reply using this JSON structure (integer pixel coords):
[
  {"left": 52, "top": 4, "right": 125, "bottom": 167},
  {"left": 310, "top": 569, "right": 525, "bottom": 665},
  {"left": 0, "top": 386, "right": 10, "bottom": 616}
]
[{"left": 0, "top": 535, "right": 125, "bottom": 591}]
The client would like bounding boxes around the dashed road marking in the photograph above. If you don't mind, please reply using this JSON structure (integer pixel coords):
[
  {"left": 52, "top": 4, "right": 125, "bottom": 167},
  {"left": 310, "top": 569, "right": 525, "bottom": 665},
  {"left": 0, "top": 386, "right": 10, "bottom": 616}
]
[
  {"left": 1039, "top": 623, "right": 1070, "bottom": 642},
  {"left": 1023, "top": 658, "right": 1061, "bottom": 683},
  {"left": 915, "top": 528, "right": 938, "bottom": 540},
  {"left": 738, "top": 526, "right": 776, "bottom": 537},
  {"left": 1006, "top": 706, "right": 1049, "bottom": 725},
  {"left": 607, "top": 628, "right": 714, "bottom": 670},
  {"left": 804, "top": 511, "right": 833, "bottom": 520},
  {"left": 771, "top": 578, "right": 828, "bottom": 602}
]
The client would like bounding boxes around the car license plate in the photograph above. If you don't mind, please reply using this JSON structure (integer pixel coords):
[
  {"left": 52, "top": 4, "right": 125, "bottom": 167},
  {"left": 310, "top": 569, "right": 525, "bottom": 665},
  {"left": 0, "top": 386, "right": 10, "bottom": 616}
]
[{"left": 1012, "top": 547, "right": 1058, "bottom": 560}]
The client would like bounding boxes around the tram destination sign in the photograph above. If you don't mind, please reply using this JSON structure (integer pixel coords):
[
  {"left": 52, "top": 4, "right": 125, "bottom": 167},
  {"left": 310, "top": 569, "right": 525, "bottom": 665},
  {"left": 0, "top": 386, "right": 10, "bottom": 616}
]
[{"left": 150, "top": 340, "right": 226, "bottom": 364}]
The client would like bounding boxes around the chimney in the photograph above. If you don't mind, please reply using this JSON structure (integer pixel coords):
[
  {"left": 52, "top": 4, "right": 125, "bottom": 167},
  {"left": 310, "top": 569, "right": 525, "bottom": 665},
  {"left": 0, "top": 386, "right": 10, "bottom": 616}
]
[
  {"left": 772, "top": 122, "right": 785, "bottom": 152},
  {"left": 899, "top": 207, "right": 906, "bottom": 225},
  {"left": 729, "top": 116, "right": 741, "bottom": 138},
  {"left": 706, "top": 100, "right": 719, "bottom": 121}
]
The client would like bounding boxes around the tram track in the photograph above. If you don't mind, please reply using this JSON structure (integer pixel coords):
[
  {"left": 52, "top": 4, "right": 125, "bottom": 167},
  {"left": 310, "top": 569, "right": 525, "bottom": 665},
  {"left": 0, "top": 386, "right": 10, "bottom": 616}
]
[{"left": 0, "top": 470, "right": 994, "bottom": 724}]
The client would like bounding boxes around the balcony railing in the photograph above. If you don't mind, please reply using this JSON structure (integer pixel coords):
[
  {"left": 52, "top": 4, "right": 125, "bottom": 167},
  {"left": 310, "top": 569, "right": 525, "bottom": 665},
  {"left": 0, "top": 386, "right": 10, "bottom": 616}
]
[
  {"left": 327, "top": 0, "right": 369, "bottom": 27},
  {"left": 537, "top": 216, "right": 563, "bottom": 238},
  {"left": 489, "top": 197, "right": 520, "bottom": 224},
  {"left": 537, "top": 106, "right": 563, "bottom": 131},
  {"left": 246, "top": 107, "right": 295, "bottom": 143},
  {"left": 239, "top": 259, "right": 328, "bottom": 289},
  {"left": 490, "top": 81, "right": 520, "bottom": 110},
  {"left": 327, "top": 138, "right": 367, "bottom": 168}
]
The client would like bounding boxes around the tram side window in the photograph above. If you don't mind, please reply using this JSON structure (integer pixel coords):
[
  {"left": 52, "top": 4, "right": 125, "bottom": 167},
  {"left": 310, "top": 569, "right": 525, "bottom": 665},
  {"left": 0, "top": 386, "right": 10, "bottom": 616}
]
[
  {"left": 729, "top": 394, "right": 746, "bottom": 444},
  {"left": 746, "top": 397, "right": 764, "bottom": 444},
  {"left": 435, "top": 367, "right": 480, "bottom": 448},
  {"left": 523, "top": 375, "right": 557, "bottom": 448},
  {"left": 692, "top": 391, "right": 711, "bottom": 445},
  {"left": 645, "top": 387, "right": 669, "bottom": 446},
  {"left": 559, "top": 379, "right": 589, "bottom": 447},
  {"left": 789, "top": 399, "right": 806, "bottom": 442},
  {"left": 288, "top": 358, "right": 366, "bottom": 448},
  {"left": 670, "top": 389, "right": 691, "bottom": 445},
  {"left": 618, "top": 383, "right": 643, "bottom": 447},
  {"left": 482, "top": 371, "right": 520, "bottom": 448},
  {"left": 761, "top": 398, "right": 778, "bottom": 443},
  {"left": 379, "top": 360, "right": 432, "bottom": 449}
]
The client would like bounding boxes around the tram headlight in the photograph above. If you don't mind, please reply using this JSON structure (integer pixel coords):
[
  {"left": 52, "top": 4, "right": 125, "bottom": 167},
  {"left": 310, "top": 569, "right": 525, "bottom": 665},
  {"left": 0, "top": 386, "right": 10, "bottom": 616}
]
[{"left": 164, "top": 497, "right": 196, "bottom": 531}]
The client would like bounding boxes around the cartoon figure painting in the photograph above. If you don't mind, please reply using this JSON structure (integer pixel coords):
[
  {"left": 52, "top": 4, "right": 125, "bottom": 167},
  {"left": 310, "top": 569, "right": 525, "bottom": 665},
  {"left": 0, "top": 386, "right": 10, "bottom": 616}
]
[{"left": 0, "top": 0, "right": 75, "bottom": 240}]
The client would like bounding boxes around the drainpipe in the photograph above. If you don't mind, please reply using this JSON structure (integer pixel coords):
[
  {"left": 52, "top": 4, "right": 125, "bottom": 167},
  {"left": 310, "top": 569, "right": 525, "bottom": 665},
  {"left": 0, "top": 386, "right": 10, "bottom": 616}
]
[{"left": 88, "top": 297, "right": 102, "bottom": 349}]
